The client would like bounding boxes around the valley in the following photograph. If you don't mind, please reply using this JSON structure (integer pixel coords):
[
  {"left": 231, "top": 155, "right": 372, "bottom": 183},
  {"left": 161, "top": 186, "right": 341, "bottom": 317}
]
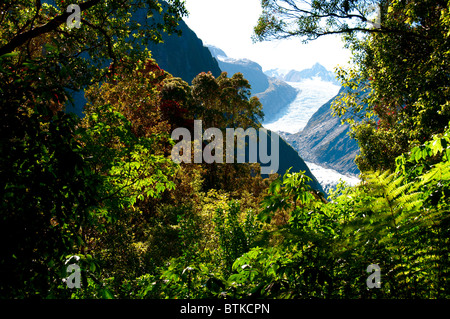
[
  {"left": 5, "top": 0, "right": 448, "bottom": 301},
  {"left": 261, "top": 76, "right": 359, "bottom": 192},
  {"left": 207, "top": 46, "right": 361, "bottom": 191}
]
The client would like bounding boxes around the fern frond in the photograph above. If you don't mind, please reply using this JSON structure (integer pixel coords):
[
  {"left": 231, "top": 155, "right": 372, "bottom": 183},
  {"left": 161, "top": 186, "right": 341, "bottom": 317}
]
[
  {"left": 420, "top": 161, "right": 450, "bottom": 186},
  {"left": 389, "top": 179, "right": 412, "bottom": 200}
]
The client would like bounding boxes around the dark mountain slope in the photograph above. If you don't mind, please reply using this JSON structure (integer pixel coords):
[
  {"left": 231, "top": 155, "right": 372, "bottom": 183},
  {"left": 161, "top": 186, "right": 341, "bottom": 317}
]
[
  {"left": 269, "top": 131, "right": 325, "bottom": 193},
  {"left": 68, "top": 5, "right": 221, "bottom": 117},
  {"left": 146, "top": 21, "right": 221, "bottom": 83},
  {"left": 207, "top": 45, "right": 297, "bottom": 122},
  {"left": 255, "top": 78, "right": 299, "bottom": 121}
]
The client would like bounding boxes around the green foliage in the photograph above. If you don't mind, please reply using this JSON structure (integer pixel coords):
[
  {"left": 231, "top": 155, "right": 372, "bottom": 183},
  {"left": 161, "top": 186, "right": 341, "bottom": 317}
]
[
  {"left": 191, "top": 71, "right": 264, "bottom": 129},
  {"left": 80, "top": 102, "right": 176, "bottom": 211},
  {"left": 0, "top": 0, "right": 187, "bottom": 74},
  {"left": 0, "top": 54, "right": 102, "bottom": 297},
  {"left": 259, "top": 168, "right": 318, "bottom": 226},
  {"left": 222, "top": 127, "right": 449, "bottom": 298},
  {"left": 330, "top": 0, "right": 450, "bottom": 172},
  {"left": 254, "top": 0, "right": 385, "bottom": 42},
  {"left": 3, "top": 0, "right": 450, "bottom": 300},
  {"left": 214, "top": 202, "right": 250, "bottom": 274},
  {"left": 0, "top": 1, "right": 184, "bottom": 299}
]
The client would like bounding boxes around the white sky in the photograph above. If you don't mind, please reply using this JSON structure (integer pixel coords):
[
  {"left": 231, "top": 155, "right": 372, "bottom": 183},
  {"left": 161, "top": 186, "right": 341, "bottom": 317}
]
[{"left": 183, "top": 0, "right": 352, "bottom": 73}]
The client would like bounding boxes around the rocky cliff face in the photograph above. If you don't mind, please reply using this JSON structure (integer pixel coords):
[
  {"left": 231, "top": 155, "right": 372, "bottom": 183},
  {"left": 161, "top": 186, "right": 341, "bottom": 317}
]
[
  {"left": 283, "top": 87, "right": 360, "bottom": 176},
  {"left": 211, "top": 57, "right": 270, "bottom": 93},
  {"left": 146, "top": 24, "right": 221, "bottom": 84},
  {"left": 255, "top": 78, "right": 299, "bottom": 121}
]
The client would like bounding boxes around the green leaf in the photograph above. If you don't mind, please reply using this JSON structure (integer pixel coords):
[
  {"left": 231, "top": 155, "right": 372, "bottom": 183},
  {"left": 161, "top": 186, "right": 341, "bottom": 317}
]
[
  {"left": 432, "top": 138, "right": 444, "bottom": 154},
  {"left": 414, "top": 149, "right": 422, "bottom": 162},
  {"left": 0, "top": 52, "right": 20, "bottom": 59},
  {"left": 101, "top": 288, "right": 115, "bottom": 299}
]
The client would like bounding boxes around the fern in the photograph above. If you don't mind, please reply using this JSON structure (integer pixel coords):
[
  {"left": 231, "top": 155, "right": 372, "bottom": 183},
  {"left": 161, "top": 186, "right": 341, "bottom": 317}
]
[
  {"left": 332, "top": 166, "right": 450, "bottom": 297},
  {"left": 245, "top": 142, "right": 450, "bottom": 298},
  {"left": 420, "top": 161, "right": 450, "bottom": 185},
  {"left": 348, "top": 170, "right": 423, "bottom": 238}
]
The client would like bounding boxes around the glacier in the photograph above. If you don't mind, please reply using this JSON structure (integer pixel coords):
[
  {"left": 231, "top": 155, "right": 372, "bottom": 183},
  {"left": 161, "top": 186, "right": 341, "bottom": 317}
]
[
  {"left": 263, "top": 77, "right": 341, "bottom": 134},
  {"left": 262, "top": 76, "right": 359, "bottom": 194},
  {"left": 305, "top": 161, "right": 360, "bottom": 195}
]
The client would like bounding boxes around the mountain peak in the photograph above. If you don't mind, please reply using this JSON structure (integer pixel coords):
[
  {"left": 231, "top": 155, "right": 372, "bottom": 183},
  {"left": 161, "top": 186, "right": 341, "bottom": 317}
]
[
  {"left": 283, "top": 63, "right": 339, "bottom": 84},
  {"left": 311, "top": 62, "right": 327, "bottom": 71},
  {"left": 206, "top": 45, "right": 269, "bottom": 92},
  {"left": 206, "top": 45, "right": 228, "bottom": 59}
]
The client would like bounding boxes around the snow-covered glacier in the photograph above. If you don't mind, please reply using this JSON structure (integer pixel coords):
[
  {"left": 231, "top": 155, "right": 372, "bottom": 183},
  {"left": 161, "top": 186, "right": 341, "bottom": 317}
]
[
  {"left": 305, "top": 161, "right": 360, "bottom": 195},
  {"left": 262, "top": 76, "right": 359, "bottom": 194},
  {"left": 263, "top": 77, "right": 341, "bottom": 134}
]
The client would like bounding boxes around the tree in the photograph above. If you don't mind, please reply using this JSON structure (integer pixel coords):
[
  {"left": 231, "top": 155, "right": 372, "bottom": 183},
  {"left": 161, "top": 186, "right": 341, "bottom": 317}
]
[
  {"left": 191, "top": 71, "right": 264, "bottom": 130},
  {"left": 0, "top": 0, "right": 187, "bottom": 104},
  {"left": 254, "top": 0, "right": 450, "bottom": 172},
  {"left": 0, "top": 0, "right": 186, "bottom": 298},
  {"left": 190, "top": 71, "right": 265, "bottom": 191},
  {"left": 0, "top": 55, "right": 103, "bottom": 297},
  {"left": 332, "top": 0, "right": 450, "bottom": 171},
  {"left": 254, "top": 0, "right": 394, "bottom": 42},
  {"left": 217, "top": 72, "right": 265, "bottom": 129}
]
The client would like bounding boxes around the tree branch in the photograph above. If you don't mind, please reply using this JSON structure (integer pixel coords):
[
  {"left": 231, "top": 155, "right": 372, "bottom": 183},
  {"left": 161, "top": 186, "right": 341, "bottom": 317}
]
[
  {"left": 80, "top": 18, "right": 117, "bottom": 76},
  {"left": 17, "top": 0, "right": 42, "bottom": 36},
  {"left": 0, "top": 0, "right": 102, "bottom": 57}
]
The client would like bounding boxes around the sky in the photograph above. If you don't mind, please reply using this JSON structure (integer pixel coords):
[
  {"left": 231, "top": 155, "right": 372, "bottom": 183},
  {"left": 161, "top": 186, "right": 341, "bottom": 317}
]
[{"left": 183, "top": 0, "right": 352, "bottom": 73}]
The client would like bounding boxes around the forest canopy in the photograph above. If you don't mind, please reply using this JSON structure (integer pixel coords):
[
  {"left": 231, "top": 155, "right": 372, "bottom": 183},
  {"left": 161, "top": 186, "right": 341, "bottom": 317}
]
[{"left": 1, "top": 0, "right": 449, "bottom": 299}]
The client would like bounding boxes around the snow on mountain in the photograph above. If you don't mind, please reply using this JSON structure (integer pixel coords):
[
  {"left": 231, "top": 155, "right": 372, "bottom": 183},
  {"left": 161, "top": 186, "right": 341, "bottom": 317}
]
[
  {"left": 265, "top": 63, "right": 339, "bottom": 85},
  {"left": 263, "top": 77, "right": 341, "bottom": 134},
  {"left": 284, "top": 86, "right": 361, "bottom": 176},
  {"left": 284, "top": 63, "right": 340, "bottom": 85},
  {"left": 207, "top": 45, "right": 298, "bottom": 122},
  {"left": 261, "top": 64, "right": 359, "bottom": 193},
  {"left": 264, "top": 68, "right": 290, "bottom": 79},
  {"left": 207, "top": 45, "right": 228, "bottom": 59}
]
